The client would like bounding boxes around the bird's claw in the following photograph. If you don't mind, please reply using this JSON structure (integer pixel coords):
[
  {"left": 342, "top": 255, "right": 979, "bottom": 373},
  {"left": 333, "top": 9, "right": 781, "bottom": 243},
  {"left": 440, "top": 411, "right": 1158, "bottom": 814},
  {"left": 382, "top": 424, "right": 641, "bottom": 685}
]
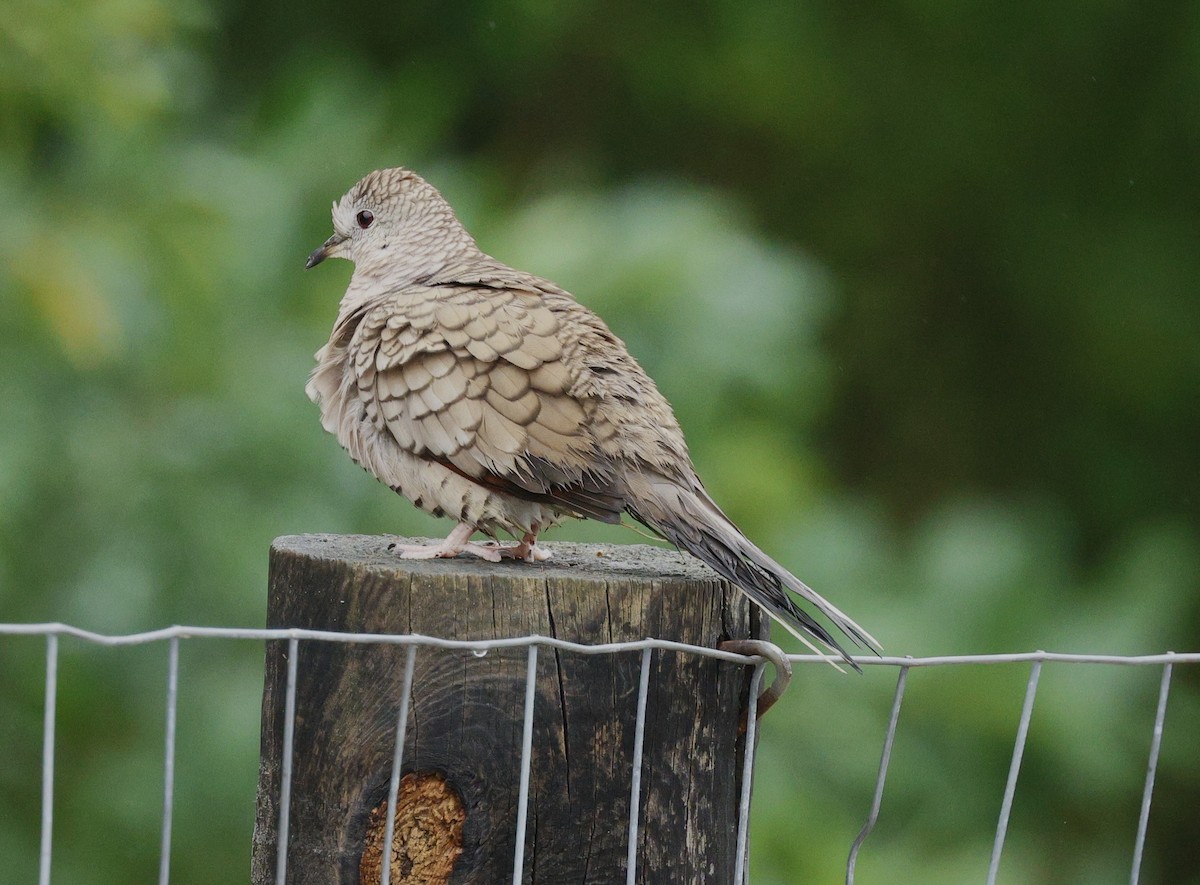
[
  {"left": 477, "top": 540, "right": 553, "bottom": 562},
  {"left": 499, "top": 543, "right": 553, "bottom": 562}
]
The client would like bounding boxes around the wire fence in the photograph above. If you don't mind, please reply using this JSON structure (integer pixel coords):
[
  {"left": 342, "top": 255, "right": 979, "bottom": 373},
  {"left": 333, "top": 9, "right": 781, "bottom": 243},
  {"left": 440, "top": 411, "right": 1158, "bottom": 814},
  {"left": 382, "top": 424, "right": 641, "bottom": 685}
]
[{"left": 2, "top": 622, "right": 1194, "bottom": 884}]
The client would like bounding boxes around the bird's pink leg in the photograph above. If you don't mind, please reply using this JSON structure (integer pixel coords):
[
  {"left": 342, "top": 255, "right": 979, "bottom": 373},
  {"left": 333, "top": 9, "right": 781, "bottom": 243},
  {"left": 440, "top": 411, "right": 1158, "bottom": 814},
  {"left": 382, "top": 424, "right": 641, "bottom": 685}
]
[{"left": 391, "top": 522, "right": 503, "bottom": 563}]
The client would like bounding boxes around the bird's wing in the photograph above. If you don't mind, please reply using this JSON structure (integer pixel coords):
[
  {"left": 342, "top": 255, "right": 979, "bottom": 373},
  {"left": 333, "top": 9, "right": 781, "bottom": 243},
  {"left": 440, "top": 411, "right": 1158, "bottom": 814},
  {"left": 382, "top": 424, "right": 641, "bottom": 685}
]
[{"left": 352, "top": 284, "right": 625, "bottom": 523}]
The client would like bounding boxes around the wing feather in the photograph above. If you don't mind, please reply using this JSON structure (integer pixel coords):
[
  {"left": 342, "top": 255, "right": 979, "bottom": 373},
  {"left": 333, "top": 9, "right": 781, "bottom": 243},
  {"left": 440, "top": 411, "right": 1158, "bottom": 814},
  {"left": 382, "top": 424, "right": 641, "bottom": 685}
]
[{"left": 353, "top": 286, "right": 626, "bottom": 523}]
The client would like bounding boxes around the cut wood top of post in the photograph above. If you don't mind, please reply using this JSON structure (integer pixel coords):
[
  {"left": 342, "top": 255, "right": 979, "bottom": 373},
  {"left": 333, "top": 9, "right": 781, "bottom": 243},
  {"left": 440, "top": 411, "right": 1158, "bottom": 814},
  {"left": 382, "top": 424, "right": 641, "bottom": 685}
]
[{"left": 271, "top": 534, "right": 728, "bottom": 584}]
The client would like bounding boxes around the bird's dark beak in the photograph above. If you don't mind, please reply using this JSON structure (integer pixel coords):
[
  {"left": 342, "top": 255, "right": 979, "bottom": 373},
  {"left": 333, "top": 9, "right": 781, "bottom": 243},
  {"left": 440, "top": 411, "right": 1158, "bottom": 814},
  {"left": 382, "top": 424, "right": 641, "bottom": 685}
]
[{"left": 305, "top": 233, "right": 348, "bottom": 269}]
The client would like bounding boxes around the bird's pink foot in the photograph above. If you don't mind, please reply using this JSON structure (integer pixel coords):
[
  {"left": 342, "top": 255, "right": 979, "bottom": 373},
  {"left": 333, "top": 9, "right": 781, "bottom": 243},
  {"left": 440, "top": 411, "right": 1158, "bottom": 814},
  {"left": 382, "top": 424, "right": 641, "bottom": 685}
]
[
  {"left": 392, "top": 541, "right": 503, "bottom": 562},
  {"left": 390, "top": 523, "right": 503, "bottom": 563}
]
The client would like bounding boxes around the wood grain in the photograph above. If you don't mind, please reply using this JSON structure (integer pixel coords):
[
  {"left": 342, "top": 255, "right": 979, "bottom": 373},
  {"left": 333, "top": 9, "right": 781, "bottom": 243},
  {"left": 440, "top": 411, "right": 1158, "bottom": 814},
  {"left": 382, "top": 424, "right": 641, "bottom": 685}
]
[{"left": 251, "top": 534, "right": 767, "bottom": 884}]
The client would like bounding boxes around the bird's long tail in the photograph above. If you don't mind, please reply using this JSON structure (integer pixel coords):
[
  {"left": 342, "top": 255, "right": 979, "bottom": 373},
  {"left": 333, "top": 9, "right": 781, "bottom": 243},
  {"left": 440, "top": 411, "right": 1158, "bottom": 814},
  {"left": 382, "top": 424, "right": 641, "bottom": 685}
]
[{"left": 625, "top": 470, "right": 880, "bottom": 670}]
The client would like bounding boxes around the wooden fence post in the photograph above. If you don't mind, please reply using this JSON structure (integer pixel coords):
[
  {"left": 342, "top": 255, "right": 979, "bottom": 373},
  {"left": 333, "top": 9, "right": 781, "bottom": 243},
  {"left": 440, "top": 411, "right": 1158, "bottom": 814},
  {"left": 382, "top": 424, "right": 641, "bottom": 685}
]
[{"left": 251, "top": 533, "right": 767, "bottom": 884}]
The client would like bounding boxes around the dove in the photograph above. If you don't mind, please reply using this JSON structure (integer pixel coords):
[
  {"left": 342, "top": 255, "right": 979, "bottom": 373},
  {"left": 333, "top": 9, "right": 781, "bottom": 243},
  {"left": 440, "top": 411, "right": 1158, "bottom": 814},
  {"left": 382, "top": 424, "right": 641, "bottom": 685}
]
[{"left": 305, "top": 167, "right": 878, "bottom": 665}]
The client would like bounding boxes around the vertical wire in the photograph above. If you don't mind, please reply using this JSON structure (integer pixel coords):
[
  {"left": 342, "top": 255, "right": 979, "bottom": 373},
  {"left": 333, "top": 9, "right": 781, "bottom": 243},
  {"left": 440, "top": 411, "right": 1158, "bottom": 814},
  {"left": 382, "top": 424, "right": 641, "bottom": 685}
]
[
  {"left": 846, "top": 665, "right": 910, "bottom": 884},
  {"left": 380, "top": 645, "right": 418, "bottom": 885},
  {"left": 734, "top": 662, "right": 767, "bottom": 885},
  {"left": 1130, "top": 662, "right": 1173, "bottom": 885},
  {"left": 986, "top": 660, "right": 1042, "bottom": 885},
  {"left": 512, "top": 644, "right": 539, "bottom": 885},
  {"left": 38, "top": 634, "right": 59, "bottom": 885},
  {"left": 624, "top": 647, "right": 654, "bottom": 885},
  {"left": 158, "top": 636, "right": 180, "bottom": 885},
  {"left": 274, "top": 637, "right": 300, "bottom": 885}
]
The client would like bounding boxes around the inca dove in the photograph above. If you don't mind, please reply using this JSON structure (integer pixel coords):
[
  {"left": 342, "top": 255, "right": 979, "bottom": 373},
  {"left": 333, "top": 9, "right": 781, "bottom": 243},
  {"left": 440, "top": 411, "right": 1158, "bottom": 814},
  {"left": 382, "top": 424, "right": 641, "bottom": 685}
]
[{"left": 305, "top": 168, "right": 878, "bottom": 664}]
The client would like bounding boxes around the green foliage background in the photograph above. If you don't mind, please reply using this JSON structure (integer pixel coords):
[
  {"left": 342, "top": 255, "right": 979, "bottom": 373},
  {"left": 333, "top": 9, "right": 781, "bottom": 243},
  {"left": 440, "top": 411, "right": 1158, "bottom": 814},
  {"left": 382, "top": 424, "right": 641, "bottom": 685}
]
[{"left": 1, "top": 1, "right": 1198, "bottom": 881}]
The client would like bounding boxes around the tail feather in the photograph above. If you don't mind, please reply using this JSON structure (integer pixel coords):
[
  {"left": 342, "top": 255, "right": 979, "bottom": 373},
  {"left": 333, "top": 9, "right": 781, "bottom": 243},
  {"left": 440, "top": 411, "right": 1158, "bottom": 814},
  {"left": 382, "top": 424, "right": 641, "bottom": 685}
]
[{"left": 626, "top": 471, "right": 880, "bottom": 669}]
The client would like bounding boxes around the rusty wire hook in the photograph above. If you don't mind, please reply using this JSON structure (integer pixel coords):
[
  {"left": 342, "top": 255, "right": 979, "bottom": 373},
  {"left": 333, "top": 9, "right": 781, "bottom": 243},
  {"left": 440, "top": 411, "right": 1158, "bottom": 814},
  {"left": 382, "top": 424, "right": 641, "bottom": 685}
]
[{"left": 719, "top": 638, "right": 794, "bottom": 720}]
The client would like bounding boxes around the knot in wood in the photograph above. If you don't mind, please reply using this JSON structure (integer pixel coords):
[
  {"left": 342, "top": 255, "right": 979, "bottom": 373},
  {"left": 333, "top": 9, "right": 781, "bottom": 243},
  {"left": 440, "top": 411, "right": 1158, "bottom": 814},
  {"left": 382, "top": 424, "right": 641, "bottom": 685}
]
[{"left": 360, "top": 771, "right": 465, "bottom": 885}]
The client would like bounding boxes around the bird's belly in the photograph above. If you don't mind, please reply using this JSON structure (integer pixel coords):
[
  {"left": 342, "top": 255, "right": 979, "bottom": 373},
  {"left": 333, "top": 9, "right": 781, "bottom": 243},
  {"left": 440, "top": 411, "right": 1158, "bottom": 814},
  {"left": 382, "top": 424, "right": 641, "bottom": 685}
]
[{"left": 343, "top": 419, "right": 563, "bottom": 538}]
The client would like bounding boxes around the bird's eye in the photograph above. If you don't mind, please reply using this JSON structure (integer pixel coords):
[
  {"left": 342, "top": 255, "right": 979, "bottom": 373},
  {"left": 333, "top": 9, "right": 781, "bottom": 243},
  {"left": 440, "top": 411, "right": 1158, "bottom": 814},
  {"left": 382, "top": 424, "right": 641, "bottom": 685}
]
[{"left": 356, "top": 210, "right": 375, "bottom": 229}]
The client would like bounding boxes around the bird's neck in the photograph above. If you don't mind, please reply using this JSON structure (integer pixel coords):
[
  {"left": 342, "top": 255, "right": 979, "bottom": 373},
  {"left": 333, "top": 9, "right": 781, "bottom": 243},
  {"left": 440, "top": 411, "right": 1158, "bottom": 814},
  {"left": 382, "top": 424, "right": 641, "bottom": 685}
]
[{"left": 360, "top": 238, "right": 478, "bottom": 283}]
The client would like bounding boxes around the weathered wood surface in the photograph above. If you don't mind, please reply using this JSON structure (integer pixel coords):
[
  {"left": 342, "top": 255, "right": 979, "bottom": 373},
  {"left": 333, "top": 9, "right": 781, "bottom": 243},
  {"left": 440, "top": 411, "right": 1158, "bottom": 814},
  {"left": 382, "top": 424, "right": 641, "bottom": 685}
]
[{"left": 252, "top": 533, "right": 767, "bottom": 885}]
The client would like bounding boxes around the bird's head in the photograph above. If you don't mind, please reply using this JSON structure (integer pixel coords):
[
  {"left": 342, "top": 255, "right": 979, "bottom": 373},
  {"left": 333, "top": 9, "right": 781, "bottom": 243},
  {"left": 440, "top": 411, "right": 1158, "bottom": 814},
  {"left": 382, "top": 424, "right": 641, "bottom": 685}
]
[{"left": 305, "top": 167, "right": 473, "bottom": 281}]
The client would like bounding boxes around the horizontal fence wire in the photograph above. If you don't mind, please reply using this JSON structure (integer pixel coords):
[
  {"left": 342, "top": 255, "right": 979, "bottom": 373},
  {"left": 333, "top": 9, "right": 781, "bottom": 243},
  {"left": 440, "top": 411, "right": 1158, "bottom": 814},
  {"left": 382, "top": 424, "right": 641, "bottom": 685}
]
[
  {"left": 4, "top": 622, "right": 1199, "bottom": 667},
  {"left": 3, "top": 622, "right": 1191, "bottom": 884}
]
